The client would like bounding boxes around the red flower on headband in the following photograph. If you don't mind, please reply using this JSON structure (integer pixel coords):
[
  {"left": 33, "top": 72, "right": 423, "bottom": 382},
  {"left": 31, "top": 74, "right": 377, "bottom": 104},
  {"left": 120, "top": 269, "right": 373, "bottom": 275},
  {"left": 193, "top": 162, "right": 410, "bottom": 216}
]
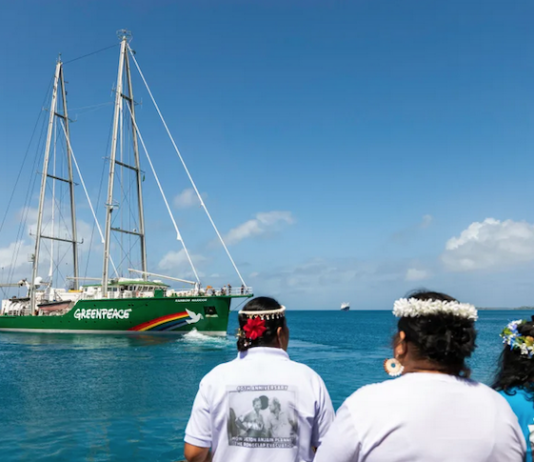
[{"left": 243, "top": 317, "right": 266, "bottom": 340}]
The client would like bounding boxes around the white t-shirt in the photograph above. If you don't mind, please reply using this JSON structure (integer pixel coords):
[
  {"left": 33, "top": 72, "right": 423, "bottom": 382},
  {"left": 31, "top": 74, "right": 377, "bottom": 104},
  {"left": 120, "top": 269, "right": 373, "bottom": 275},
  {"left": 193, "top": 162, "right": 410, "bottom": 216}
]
[
  {"left": 185, "top": 347, "right": 334, "bottom": 462},
  {"left": 314, "top": 372, "right": 526, "bottom": 462}
]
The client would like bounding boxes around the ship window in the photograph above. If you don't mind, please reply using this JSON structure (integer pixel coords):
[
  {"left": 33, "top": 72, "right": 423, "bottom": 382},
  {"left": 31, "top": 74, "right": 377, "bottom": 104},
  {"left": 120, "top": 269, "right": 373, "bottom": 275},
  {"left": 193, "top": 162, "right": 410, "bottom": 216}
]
[{"left": 204, "top": 306, "right": 217, "bottom": 316}]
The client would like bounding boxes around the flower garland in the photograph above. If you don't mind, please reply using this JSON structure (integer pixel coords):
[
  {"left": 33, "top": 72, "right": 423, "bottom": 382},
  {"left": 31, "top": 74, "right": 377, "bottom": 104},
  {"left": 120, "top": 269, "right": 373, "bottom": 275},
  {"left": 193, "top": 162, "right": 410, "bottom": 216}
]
[
  {"left": 501, "top": 320, "right": 534, "bottom": 358},
  {"left": 393, "top": 298, "right": 478, "bottom": 320}
]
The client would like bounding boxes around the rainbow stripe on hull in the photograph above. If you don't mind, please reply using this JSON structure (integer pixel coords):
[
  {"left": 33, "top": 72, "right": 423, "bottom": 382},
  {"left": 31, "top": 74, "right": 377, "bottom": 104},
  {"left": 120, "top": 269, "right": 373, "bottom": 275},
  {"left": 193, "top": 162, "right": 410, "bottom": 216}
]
[{"left": 129, "top": 311, "right": 192, "bottom": 332}]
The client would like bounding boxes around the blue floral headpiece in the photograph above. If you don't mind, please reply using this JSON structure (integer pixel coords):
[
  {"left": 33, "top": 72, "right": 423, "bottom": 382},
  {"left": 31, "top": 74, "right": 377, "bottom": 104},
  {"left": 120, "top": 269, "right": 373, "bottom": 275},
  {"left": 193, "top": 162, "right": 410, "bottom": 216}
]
[{"left": 501, "top": 319, "right": 534, "bottom": 358}]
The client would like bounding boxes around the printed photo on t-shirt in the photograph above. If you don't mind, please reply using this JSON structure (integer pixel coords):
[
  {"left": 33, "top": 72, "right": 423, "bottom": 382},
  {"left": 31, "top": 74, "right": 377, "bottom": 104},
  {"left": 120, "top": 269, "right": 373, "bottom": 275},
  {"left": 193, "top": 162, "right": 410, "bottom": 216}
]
[{"left": 227, "top": 385, "right": 298, "bottom": 449}]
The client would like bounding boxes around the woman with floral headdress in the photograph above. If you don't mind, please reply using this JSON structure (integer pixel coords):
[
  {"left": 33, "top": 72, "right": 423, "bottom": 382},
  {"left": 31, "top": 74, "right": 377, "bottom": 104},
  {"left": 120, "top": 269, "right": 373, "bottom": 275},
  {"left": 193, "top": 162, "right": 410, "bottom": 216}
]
[
  {"left": 314, "top": 290, "right": 525, "bottom": 462},
  {"left": 184, "top": 296, "right": 334, "bottom": 462},
  {"left": 493, "top": 316, "right": 534, "bottom": 461}
]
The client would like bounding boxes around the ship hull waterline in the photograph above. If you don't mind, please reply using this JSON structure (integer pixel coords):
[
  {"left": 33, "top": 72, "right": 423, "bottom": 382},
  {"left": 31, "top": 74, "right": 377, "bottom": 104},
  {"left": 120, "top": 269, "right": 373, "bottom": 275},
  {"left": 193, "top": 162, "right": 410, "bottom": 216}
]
[{"left": 0, "top": 295, "right": 248, "bottom": 336}]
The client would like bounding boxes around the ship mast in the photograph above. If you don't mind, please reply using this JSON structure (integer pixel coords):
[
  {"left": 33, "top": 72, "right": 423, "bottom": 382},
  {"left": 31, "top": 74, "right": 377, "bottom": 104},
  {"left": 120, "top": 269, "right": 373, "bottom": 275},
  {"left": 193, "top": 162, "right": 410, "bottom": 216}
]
[
  {"left": 30, "top": 58, "right": 79, "bottom": 313},
  {"left": 102, "top": 30, "right": 147, "bottom": 296}
]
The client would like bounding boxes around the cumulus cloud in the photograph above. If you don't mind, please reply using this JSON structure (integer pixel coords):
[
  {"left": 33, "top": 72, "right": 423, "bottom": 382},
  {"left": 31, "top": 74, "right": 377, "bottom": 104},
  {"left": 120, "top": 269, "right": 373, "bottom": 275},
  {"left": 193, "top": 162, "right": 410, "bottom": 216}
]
[
  {"left": 405, "top": 268, "right": 430, "bottom": 281},
  {"left": 224, "top": 211, "right": 295, "bottom": 245},
  {"left": 20, "top": 204, "right": 94, "bottom": 247},
  {"left": 0, "top": 240, "right": 34, "bottom": 270},
  {"left": 0, "top": 203, "right": 96, "bottom": 279},
  {"left": 441, "top": 218, "right": 534, "bottom": 272},
  {"left": 158, "top": 248, "right": 206, "bottom": 275},
  {"left": 173, "top": 188, "right": 206, "bottom": 209}
]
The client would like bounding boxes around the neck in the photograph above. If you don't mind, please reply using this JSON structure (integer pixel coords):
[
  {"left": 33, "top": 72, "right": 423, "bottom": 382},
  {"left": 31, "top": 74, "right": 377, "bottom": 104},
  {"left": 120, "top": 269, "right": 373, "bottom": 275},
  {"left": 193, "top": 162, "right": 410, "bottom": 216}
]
[{"left": 402, "top": 358, "right": 459, "bottom": 376}]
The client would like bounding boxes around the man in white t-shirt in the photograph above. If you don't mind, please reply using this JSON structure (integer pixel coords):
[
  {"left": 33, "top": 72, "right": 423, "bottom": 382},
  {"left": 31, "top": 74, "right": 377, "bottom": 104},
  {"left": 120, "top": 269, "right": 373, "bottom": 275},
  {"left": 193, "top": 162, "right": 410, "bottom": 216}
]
[{"left": 184, "top": 297, "right": 334, "bottom": 462}]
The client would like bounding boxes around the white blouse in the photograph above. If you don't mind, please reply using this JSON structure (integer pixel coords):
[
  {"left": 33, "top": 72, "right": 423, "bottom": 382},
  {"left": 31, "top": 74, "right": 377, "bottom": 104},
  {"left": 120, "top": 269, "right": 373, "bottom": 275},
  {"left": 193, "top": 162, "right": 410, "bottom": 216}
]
[{"left": 314, "top": 372, "right": 526, "bottom": 462}]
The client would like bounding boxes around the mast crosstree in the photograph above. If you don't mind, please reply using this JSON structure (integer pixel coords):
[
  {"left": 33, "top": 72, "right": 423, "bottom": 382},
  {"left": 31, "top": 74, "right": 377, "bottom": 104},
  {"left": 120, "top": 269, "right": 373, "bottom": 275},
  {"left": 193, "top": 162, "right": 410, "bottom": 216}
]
[
  {"left": 30, "top": 58, "right": 79, "bottom": 313},
  {"left": 102, "top": 30, "right": 147, "bottom": 296}
]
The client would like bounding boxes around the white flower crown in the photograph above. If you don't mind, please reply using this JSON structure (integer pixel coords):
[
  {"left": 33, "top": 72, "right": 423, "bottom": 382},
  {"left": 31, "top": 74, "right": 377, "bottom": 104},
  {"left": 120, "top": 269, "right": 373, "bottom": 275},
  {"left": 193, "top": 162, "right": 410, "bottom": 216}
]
[{"left": 393, "top": 298, "right": 478, "bottom": 320}]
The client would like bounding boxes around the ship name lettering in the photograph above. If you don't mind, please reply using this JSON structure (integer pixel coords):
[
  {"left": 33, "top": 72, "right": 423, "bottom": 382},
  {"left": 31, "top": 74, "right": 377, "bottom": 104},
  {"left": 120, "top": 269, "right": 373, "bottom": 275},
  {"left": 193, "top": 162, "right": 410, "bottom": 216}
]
[
  {"left": 73, "top": 308, "right": 132, "bottom": 321},
  {"left": 175, "top": 298, "right": 207, "bottom": 303}
]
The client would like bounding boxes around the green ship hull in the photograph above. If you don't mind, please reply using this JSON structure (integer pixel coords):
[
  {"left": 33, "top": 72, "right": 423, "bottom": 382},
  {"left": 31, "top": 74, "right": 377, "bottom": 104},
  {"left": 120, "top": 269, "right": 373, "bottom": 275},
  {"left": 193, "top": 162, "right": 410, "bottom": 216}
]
[{"left": 0, "top": 295, "right": 248, "bottom": 335}]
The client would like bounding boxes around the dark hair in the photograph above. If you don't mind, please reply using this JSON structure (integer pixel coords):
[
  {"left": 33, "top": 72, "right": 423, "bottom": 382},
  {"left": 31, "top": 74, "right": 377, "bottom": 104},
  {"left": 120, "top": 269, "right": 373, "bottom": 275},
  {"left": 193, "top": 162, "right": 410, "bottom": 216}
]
[
  {"left": 237, "top": 296, "right": 286, "bottom": 352},
  {"left": 253, "top": 395, "right": 269, "bottom": 410},
  {"left": 397, "top": 290, "right": 477, "bottom": 377},
  {"left": 492, "top": 317, "right": 534, "bottom": 399}
]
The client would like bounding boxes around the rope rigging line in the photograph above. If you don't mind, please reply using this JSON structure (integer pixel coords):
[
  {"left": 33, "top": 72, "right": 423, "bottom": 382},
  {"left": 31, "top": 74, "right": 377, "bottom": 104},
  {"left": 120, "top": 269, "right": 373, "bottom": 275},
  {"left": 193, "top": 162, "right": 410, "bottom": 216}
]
[
  {"left": 114, "top": 235, "right": 142, "bottom": 278},
  {"left": 0, "top": 77, "right": 54, "bottom": 236},
  {"left": 124, "top": 103, "right": 201, "bottom": 284},
  {"left": 7, "top": 94, "right": 51, "bottom": 285},
  {"left": 231, "top": 297, "right": 249, "bottom": 312},
  {"left": 69, "top": 101, "right": 113, "bottom": 113},
  {"left": 127, "top": 45, "right": 247, "bottom": 287},
  {"left": 84, "top": 104, "right": 116, "bottom": 280},
  {"left": 63, "top": 43, "right": 120, "bottom": 65},
  {"left": 58, "top": 120, "right": 119, "bottom": 277}
]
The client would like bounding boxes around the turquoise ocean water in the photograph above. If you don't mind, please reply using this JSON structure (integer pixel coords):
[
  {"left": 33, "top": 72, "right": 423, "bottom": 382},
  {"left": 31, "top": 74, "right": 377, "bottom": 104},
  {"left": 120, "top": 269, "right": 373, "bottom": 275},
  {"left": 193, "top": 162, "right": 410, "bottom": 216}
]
[{"left": 0, "top": 309, "right": 529, "bottom": 461}]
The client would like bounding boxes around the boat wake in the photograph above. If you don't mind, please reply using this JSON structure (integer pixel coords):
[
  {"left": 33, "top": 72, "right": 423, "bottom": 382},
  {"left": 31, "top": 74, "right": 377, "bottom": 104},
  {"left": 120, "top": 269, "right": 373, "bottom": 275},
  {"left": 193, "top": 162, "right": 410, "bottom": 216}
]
[{"left": 182, "top": 329, "right": 231, "bottom": 346}]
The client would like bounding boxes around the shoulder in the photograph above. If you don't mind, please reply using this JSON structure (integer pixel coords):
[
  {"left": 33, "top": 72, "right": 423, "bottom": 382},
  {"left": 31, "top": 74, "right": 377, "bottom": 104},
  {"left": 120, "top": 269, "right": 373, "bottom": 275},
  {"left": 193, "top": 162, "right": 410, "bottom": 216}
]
[
  {"left": 474, "top": 381, "right": 520, "bottom": 408},
  {"left": 287, "top": 359, "right": 328, "bottom": 386},
  {"left": 346, "top": 376, "right": 405, "bottom": 401},
  {"left": 198, "top": 357, "right": 239, "bottom": 386},
  {"left": 498, "top": 387, "right": 534, "bottom": 412},
  {"left": 337, "top": 379, "right": 402, "bottom": 416},
  {"left": 341, "top": 375, "right": 503, "bottom": 408}
]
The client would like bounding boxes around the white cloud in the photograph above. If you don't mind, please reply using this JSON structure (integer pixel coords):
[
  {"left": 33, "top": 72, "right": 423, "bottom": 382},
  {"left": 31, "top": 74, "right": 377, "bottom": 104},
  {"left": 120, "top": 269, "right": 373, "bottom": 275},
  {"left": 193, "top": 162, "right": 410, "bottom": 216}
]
[
  {"left": 441, "top": 218, "right": 534, "bottom": 272},
  {"left": 158, "top": 248, "right": 206, "bottom": 275},
  {"left": 173, "top": 188, "right": 206, "bottom": 209},
  {"left": 420, "top": 214, "right": 433, "bottom": 228},
  {"left": 20, "top": 204, "right": 94, "bottom": 249},
  {"left": 405, "top": 268, "right": 430, "bottom": 281},
  {"left": 0, "top": 240, "right": 34, "bottom": 270},
  {"left": 224, "top": 211, "right": 295, "bottom": 245}
]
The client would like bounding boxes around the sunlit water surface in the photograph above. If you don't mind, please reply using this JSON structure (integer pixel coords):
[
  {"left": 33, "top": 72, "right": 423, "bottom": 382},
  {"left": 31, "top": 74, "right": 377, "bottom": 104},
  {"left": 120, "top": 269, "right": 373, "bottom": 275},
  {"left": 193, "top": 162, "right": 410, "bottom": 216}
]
[{"left": 0, "top": 310, "right": 526, "bottom": 461}]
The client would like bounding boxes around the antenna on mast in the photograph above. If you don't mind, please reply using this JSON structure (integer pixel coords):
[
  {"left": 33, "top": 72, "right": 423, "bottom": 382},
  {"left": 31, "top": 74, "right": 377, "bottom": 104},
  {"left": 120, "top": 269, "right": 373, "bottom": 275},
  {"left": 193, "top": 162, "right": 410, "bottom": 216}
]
[{"left": 117, "top": 29, "right": 132, "bottom": 42}]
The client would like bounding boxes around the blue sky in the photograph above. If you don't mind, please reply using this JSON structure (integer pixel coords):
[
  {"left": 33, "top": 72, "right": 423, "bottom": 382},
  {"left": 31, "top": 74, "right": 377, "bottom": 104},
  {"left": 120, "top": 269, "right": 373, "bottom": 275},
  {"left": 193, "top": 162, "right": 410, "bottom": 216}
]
[{"left": 1, "top": 0, "right": 534, "bottom": 309}]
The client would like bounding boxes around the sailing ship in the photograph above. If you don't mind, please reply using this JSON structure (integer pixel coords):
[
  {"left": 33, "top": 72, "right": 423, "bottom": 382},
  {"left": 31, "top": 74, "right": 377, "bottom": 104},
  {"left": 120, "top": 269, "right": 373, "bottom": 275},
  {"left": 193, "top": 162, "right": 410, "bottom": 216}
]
[
  {"left": 0, "top": 31, "right": 252, "bottom": 335},
  {"left": 340, "top": 302, "right": 350, "bottom": 311}
]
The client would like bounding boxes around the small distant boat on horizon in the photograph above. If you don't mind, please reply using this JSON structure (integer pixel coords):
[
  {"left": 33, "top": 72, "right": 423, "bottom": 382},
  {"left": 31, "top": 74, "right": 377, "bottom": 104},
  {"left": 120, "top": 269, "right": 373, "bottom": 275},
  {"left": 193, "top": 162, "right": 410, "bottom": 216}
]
[{"left": 340, "top": 302, "right": 350, "bottom": 311}]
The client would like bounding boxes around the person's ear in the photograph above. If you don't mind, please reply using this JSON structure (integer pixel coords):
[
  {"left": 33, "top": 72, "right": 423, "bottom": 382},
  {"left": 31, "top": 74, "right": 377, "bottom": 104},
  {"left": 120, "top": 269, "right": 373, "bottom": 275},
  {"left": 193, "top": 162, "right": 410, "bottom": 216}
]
[
  {"left": 395, "top": 331, "right": 407, "bottom": 359},
  {"left": 277, "top": 325, "right": 289, "bottom": 351}
]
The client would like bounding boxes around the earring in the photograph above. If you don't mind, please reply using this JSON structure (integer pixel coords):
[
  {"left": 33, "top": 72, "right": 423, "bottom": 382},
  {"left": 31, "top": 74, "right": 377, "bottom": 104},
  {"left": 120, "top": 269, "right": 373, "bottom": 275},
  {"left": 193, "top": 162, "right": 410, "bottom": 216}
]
[{"left": 383, "top": 358, "right": 404, "bottom": 377}]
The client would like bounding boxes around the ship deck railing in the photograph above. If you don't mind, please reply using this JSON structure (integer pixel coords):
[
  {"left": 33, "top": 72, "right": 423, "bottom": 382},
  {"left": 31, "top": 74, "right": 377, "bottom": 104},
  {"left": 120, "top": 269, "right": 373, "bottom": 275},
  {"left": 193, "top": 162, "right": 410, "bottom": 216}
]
[
  {"left": 201, "top": 286, "right": 253, "bottom": 297},
  {"left": 80, "top": 286, "right": 254, "bottom": 300}
]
